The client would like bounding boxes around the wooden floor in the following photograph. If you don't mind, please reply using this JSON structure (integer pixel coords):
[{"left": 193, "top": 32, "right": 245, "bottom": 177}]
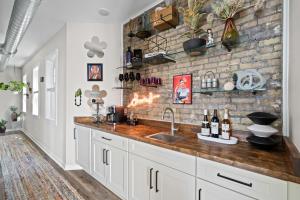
[{"left": 0, "top": 131, "right": 121, "bottom": 200}]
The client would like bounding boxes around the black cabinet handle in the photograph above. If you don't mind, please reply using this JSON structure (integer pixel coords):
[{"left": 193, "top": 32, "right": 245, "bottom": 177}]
[
  {"left": 102, "top": 149, "right": 106, "bottom": 164},
  {"left": 105, "top": 150, "right": 109, "bottom": 165},
  {"left": 73, "top": 128, "right": 76, "bottom": 140},
  {"left": 198, "top": 189, "right": 202, "bottom": 200},
  {"left": 217, "top": 173, "right": 253, "bottom": 187},
  {"left": 149, "top": 168, "right": 153, "bottom": 189},
  {"left": 155, "top": 170, "right": 159, "bottom": 192},
  {"left": 102, "top": 137, "right": 112, "bottom": 141}
]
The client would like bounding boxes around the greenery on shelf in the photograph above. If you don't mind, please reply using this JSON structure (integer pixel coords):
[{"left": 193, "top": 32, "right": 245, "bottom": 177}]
[
  {"left": 0, "top": 81, "right": 27, "bottom": 93},
  {"left": 211, "top": 0, "right": 266, "bottom": 20},
  {"left": 178, "top": 0, "right": 209, "bottom": 38}
]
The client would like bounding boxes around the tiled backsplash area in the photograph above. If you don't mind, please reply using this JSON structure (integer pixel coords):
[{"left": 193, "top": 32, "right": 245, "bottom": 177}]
[{"left": 122, "top": 0, "right": 283, "bottom": 131}]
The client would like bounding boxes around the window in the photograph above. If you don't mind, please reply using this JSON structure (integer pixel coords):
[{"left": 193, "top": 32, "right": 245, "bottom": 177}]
[
  {"left": 22, "top": 74, "right": 27, "bottom": 113},
  {"left": 32, "top": 66, "right": 39, "bottom": 116},
  {"left": 45, "top": 49, "right": 58, "bottom": 121}
]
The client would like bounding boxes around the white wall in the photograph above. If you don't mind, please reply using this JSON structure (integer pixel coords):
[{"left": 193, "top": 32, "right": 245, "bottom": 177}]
[
  {"left": 64, "top": 22, "right": 122, "bottom": 167},
  {"left": 0, "top": 67, "right": 22, "bottom": 129},
  {"left": 289, "top": 0, "right": 300, "bottom": 151},
  {"left": 22, "top": 26, "right": 67, "bottom": 167},
  {"left": 21, "top": 22, "right": 122, "bottom": 169}
]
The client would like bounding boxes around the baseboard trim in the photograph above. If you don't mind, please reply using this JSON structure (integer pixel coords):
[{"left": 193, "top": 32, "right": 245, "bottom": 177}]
[
  {"left": 64, "top": 164, "right": 82, "bottom": 171},
  {"left": 21, "top": 128, "right": 66, "bottom": 170}
]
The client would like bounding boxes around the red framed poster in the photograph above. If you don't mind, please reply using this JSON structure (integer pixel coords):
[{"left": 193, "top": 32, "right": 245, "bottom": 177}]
[{"left": 173, "top": 74, "right": 192, "bottom": 104}]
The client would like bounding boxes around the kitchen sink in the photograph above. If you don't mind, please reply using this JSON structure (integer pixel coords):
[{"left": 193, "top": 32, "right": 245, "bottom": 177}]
[{"left": 146, "top": 132, "right": 184, "bottom": 143}]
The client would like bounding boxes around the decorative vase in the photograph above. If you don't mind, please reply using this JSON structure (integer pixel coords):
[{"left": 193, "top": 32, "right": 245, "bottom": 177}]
[
  {"left": 11, "top": 112, "right": 18, "bottom": 122},
  {"left": 221, "top": 18, "right": 239, "bottom": 52},
  {"left": 183, "top": 38, "right": 207, "bottom": 56}
]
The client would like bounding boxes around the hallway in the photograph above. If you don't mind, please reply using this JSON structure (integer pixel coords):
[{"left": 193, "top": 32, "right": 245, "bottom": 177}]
[{"left": 0, "top": 131, "right": 120, "bottom": 200}]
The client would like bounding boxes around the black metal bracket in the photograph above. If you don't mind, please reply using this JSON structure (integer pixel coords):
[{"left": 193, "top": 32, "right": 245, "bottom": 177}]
[{"left": 159, "top": 14, "right": 176, "bottom": 29}]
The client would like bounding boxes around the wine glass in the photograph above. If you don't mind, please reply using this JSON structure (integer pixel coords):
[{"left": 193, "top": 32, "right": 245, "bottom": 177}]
[
  {"left": 119, "top": 74, "right": 124, "bottom": 87},
  {"left": 136, "top": 73, "right": 141, "bottom": 81},
  {"left": 129, "top": 72, "right": 135, "bottom": 81},
  {"left": 124, "top": 73, "right": 129, "bottom": 82}
]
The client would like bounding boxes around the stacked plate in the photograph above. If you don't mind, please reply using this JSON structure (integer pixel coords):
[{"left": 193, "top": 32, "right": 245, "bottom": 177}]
[{"left": 246, "top": 112, "right": 281, "bottom": 149}]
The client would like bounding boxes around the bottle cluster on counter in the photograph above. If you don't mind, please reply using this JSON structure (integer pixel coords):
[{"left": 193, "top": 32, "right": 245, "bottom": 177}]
[{"left": 200, "top": 109, "right": 232, "bottom": 140}]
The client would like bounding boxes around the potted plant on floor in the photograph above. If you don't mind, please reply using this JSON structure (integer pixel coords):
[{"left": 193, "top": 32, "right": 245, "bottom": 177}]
[
  {"left": 179, "top": 0, "right": 208, "bottom": 56},
  {"left": 10, "top": 106, "right": 19, "bottom": 122},
  {"left": 0, "top": 119, "right": 7, "bottom": 133}
]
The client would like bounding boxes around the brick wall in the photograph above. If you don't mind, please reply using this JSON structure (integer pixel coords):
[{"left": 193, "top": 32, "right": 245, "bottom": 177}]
[{"left": 122, "top": 0, "right": 283, "bottom": 131}]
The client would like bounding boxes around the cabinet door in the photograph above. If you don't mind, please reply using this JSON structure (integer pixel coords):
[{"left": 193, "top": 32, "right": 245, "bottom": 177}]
[
  {"left": 196, "top": 179, "right": 255, "bottom": 200},
  {"left": 106, "top": 146, "right": 128, "bottom": 199},
  {"left": 152, "top": 162, "right": 195, "bottom": 200},
  {"left": 75, "top": 126, "right": 91, "bottom": 173},
  {"left": 91, "top": 139, "right": 106, "bottom": 184},
  {"left": 129, "top": 154, "right": 152, "bottom": 200}
]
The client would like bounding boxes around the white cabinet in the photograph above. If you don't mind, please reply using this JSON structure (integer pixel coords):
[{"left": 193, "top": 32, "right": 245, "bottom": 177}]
[
  {"left": 106, "top": 145, "right": 128, "bottom": 199},
  {"left": 129, "top": 154, "right": 195, "bottom": 200},
  {"left": 91, "top": 134, "right": 128, "bottom": 200},
  {"left": 197, "top": 157, "right": 287, "bottom": 200},
  {"left": 91, "top": 139, "right": 106, "bottom": 183},
  {"left": 129, "top": 154, "right": 152, "bottom": 200},
  {"left": 153, "top": 161, "right": 195, "bottom": 200},
  {"left": 75, "top": 125, "right": 91, "bottom": 173},
  {"left": 196, "top": 179, "right": 254, "bottom": 200}
]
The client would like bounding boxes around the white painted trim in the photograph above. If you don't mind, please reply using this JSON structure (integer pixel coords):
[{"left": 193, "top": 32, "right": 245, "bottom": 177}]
[
  {"left": 21, "top": 128, "right": 66, "bottom": 169},
  {"left": 64, "top": 164, "right": 82, "bottom": 171},
  {"left": 122, "top": 0, "right": 164, "bottom": 25},
  {"left": 282, "top": 0, "right": 290, "bottom": 137}
]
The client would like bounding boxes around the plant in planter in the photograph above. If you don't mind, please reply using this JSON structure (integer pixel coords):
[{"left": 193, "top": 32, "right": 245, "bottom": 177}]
[
  {"left": 0, "top": 81, "right": 27, "bottom": 93},
  {"left": 0, "top": 120, "right": 7, "bottom": 133},
  {"left": 178, "top": 0, "right": 208, "bottom": 56},
  {"left": 211, "top": 0, "right": 266, "bottom": 51},
  {"left": 10, "top": 106, "right": 21, "bottom": 122}
]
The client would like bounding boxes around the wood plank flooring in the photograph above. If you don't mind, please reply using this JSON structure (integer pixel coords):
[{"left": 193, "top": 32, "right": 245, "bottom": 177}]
[{"left": 0, "top": 131, "right": 121, "bottom": 200}]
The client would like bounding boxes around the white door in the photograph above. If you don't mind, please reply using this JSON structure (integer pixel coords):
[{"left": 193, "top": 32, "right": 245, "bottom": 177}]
[
  {"left": 129, "top": 154, "right": 153, "bottom": 200},
  {"left": 106, "top": 146, "right": 128, "bottom": 199},
  {"left": 91, "top": 139, "right": 106, "bottom": 184},
  {"left": 75, "top": 126, "right": 91, "bottom": 173},
  {"left": 152, "top": 162, "right": 195, "bottom": 200},
  {"left": 196, "top": 179, "right": 255, "bottom": 200}
]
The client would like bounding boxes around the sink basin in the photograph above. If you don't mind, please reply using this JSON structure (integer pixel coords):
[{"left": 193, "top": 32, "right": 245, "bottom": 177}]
[{"left": 146, "top": 132, "right": 184, "bottom": 143}]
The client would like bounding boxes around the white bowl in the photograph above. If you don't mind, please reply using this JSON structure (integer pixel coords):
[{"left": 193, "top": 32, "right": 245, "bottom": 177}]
[{"left": 247, "top": 124, "right": 278, "bottom": 138}]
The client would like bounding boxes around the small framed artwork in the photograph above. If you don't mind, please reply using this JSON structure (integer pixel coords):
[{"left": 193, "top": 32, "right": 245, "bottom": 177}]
[
  {"left": 173, "top": 74, "right": 192, "bottom": 104},
  {"left": 87, "top": 63, "right": 103, "bottom": 81}
]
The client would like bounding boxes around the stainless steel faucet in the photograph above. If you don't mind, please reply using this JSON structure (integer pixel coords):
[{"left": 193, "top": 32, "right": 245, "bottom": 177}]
[{"left": 162, "top": 107, "right": 178, "bottom": 136}]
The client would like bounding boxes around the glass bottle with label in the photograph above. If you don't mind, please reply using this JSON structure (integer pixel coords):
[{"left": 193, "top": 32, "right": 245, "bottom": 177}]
[
  {"left": 221, "top": 109, "right": 231, "bottom": 140},
  {"left": 211, "top": 109, "right": 219, "bottom": 138},
  {"left": 201, "top": 109, "right": 210, "bottom": 136}
]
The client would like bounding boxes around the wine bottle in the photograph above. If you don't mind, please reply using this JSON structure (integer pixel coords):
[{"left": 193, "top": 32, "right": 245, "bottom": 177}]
[
  {"left": 126, "top": 46, "right": 133, "bottom": 65},
  {"left": 201, "top": 109, "right": 210, "bottom": 136},
  {"left": 221, "top": 109, "right": 231, "bottom": 140},
  {"left": 211, "top": 109, "right": 219, "bottom": 138}
]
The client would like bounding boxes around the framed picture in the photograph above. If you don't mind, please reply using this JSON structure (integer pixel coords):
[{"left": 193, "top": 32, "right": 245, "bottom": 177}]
[
  {"left": 173, "top": 74, "right": 192, "bottom": 104},
  {"left": 87, "top": 63, "right": 103, "bottom": 81}
]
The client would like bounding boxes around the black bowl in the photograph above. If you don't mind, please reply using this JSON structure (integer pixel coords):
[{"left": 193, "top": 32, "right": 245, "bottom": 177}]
[{"left": 247, "top": 112, "right": 278, "bottom": 125}]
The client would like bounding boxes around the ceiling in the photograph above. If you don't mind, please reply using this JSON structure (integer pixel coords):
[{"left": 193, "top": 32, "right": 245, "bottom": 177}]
[{"left": 0, "top": 0, "right": 158, "bottom": 68}]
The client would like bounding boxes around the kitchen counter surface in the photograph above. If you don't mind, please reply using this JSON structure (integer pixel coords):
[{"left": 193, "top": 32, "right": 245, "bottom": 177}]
[{"left": 74, "top": 117, "right": 300, "bottom": 184}]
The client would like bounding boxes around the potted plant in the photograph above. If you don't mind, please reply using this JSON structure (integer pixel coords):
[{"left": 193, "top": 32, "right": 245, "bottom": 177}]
[
  {"left": 179, "top": 0, "right": 208, "bottom": 56},
  {"left": 0, "top": 120, "right": 7, "bottom": 133},
  {"left": 10, "top": 106, "right": 19, "bottom": 122},
  {"left": 211, "top": 0, "right": 266, "bottom": 51}
]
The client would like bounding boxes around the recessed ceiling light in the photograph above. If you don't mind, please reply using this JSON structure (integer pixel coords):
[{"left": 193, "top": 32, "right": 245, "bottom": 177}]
[{"left": 98, "top": 8, "right": 110, "bottom": 16}]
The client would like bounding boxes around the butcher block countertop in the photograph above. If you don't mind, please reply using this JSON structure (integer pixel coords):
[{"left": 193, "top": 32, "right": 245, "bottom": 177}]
[{"left": 74, "top": 117, "right": 300, "bottom": 184}]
